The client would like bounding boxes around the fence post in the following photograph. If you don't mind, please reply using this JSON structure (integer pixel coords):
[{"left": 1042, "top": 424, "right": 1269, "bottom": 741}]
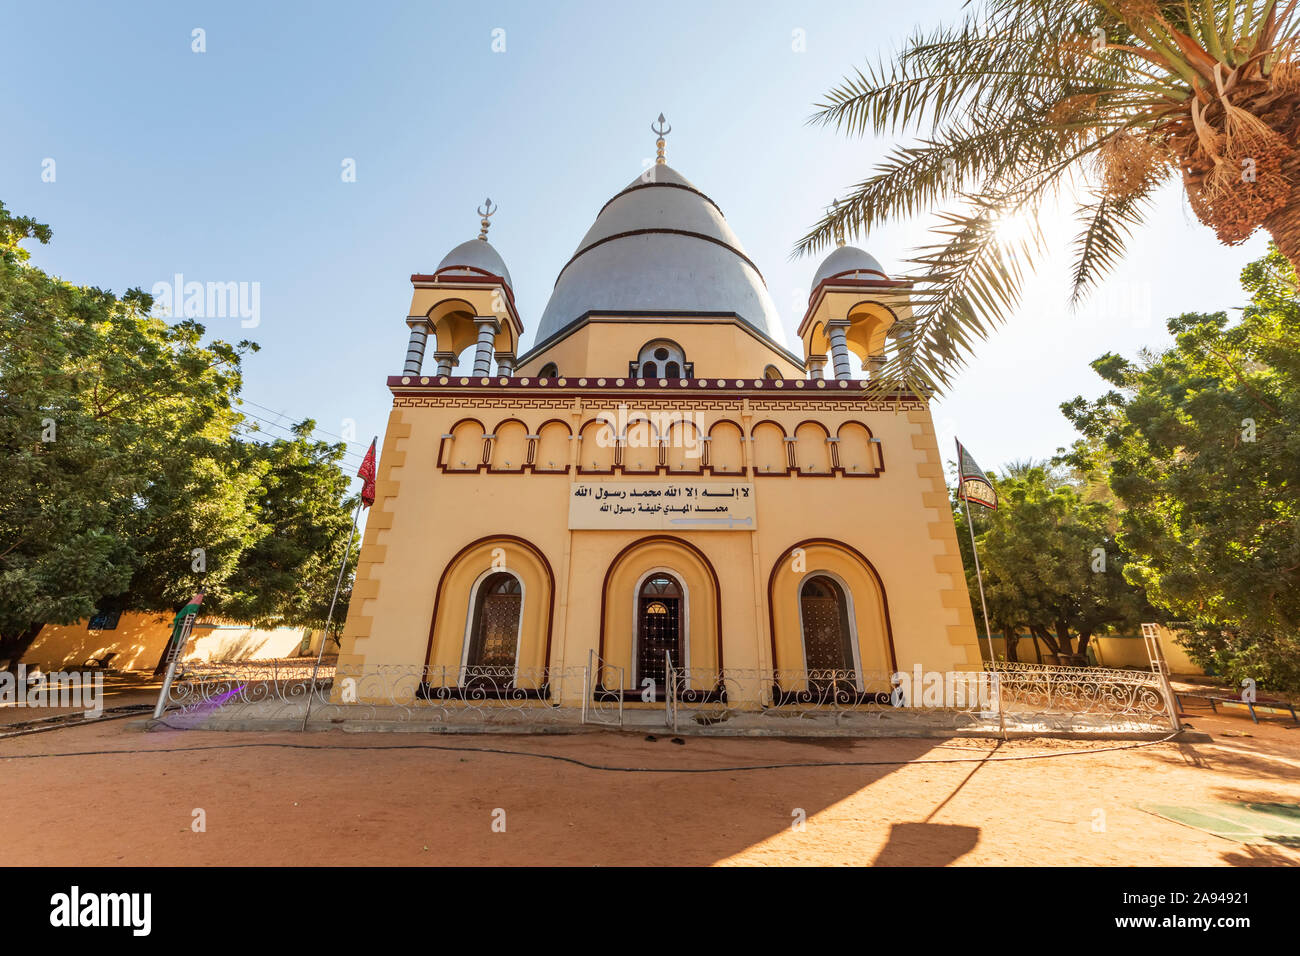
[
  {"left": 582, "top": 650, "right": 592, "bottom": 725},
  {"left": 665, "top": 651, "right": 676, "bottom": 733},
  {"left": 996, "top": 670, "right": 1006, "bottom": 738}
]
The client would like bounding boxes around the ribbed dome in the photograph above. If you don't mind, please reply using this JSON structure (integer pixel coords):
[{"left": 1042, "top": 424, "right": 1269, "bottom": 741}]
[
  {"left": 535, "top": 165, "right": 787, "bottom": 347},
  {"left": 812, "top": 245, "right": 888, "bottom": 288},
  {"left": 435, "top": 238, "right": 513, "bottom": 290}
]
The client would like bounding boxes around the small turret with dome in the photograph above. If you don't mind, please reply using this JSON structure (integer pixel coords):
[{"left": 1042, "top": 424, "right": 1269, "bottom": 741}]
[
  {"left": 400, "top": 199, "right": 524, "bottom": 379},
  {"left": 810, "top": 204, "right": 889, "bottom": 289},
  {"left": 433, "top": 198, "right": 514, "bottom": 290},
  {"left": 797, "top": 206, "right": 912, "bottom": 383}
]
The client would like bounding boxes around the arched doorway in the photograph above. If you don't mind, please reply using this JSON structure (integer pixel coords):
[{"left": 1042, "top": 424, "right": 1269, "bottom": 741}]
[
  {"left": 463, "top": 571, "right": 523, "bottom": 685},
  {"left": 635, "top": 573, "right": 684, "bottom": 696},
  {"left": 799, "top": 574, "right": 858, "bottom": 692}
]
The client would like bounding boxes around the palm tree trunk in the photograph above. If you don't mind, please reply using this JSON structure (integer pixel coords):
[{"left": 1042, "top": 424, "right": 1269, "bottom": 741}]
[{"left": 1263, "top": 196, "right": 1300, "bottom": 272}]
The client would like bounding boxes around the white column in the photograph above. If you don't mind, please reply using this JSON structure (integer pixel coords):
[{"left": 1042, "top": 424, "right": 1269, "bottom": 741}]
[
  {"left": 826, "top": 319, "right": 853, "bottom": 380},
  {"left": 868, "top": 354, "right": 887, "bottom": 380},
  {"left": 495, "top": 351, "right": 516, "bottom": 376},
  {"left": 403, "top": 318, "right": 431, "bottom": 375},
  {"left": 433, "top": 351, "right": 456, "bottom": 376},
  {"left": 471, "top": 317, "right": 500, "bottom": 377},
  {"left": 806, "top": 354, "right": 827, "bottom": 380}
]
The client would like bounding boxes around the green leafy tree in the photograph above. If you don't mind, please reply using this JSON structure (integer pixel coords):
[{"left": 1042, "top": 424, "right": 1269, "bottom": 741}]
[
  {"left": 1063, "top": 245, "right": 1300, "bottom": 690},
  {"left": 0, "top": 201, "right": 358, "bottom": 665},
  {"left": 802, "top": 0, "right": 1300, "bottom": 390},
  {"left": 217, "top": 421, "right": 359, "bottom": 631},
  {"left": 0, "top": 201, "right": 254, "bottom": 661},
  {"left": 955, "top": 465, "right": 1153, "bottom": 662}
]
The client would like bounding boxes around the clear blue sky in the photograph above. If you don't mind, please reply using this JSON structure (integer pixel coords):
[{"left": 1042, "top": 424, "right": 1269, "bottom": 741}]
[{"left": 2, "top": 0, "right": 1271, "bottom": 488}]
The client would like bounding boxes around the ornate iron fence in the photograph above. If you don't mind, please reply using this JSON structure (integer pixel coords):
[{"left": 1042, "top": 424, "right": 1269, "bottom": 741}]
[
  {"left": 156, "top": 659, "right": 1176, "bottom": 734},
  {"left": 582, "top": 651, "right": 625, "bottom": 727},
  {"left": 159, "top": 662, "right": 585, "bottom": 730},
  {"left": 991, "top": 660, "right": 1174, "bottom": 730},
  {"left": 663, "top": 663, "right": 1175, "bottom": 733}
]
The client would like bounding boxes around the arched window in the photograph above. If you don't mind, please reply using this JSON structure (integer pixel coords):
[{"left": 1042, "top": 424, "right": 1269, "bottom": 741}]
[
  {"left": 538, "top": 362, "right": 558, "bottom": 378},
  {"left": 799, "top": 575, "right": 857, "bottom": 691},
  {"left": 763, "top": 364, "right": 781, "bottom": 380},
  {"left": 634, "top": 340, "right": 689, "bottom": 379},
  {"left": 464, "top": 571, "right": 523, "bottom": 685},
  {"left": 635, "top": 573, "right": 684, "bottom": 696}
]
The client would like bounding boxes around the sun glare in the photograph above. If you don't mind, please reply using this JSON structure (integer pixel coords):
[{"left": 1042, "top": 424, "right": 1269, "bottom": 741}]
[{"left": 993, "top": 211, "right": 1037, "bottom": 247}]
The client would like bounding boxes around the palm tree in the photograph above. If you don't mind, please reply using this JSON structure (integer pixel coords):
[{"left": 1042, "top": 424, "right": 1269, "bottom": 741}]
[{"left": 801, "top": 0, "right": 1299, "bottom": 391}]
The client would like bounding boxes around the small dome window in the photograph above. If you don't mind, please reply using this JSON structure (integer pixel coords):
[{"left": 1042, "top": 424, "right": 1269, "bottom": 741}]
[
  {"left": 633, "top": 339, "right": 690, "bottom": 379},
  {"left": 539, "top": 362, "right": 558, "bottom": 378}
]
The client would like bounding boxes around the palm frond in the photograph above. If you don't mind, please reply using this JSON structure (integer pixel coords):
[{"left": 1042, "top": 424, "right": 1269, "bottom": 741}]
[
  {"left": 809, "top": 0, "right": 1300, "bottom": 391},
  {"left": 1069, "top": 184, "right": 1162, "bottom": 305}
]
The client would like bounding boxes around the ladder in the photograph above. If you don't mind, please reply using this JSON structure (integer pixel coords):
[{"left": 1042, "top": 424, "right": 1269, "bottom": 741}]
[{"left": 1142, "top": 623, "right": 1182, "bottom": 731}]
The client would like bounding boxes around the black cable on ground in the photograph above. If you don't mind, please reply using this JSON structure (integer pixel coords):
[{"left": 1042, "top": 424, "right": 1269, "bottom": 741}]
[{"left": 0, "top": 726, "right": 1183, "bottom": 773}]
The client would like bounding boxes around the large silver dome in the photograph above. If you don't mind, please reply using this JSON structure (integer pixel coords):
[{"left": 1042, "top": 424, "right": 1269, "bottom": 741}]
[
  {"left": 534, "top": 165, "right": 788, "bottom": 347},
  {"left": 435, "top": 238, "right": 513, "bottom": 290}
]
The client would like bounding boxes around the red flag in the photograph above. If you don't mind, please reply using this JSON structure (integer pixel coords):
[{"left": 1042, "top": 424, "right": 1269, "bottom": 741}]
[{"left": 358, "top": 438, "right": 377, "bottom": 508}]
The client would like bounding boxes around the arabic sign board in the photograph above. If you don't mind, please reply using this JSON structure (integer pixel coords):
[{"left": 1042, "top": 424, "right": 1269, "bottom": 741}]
[{"left": 569, "top": 482, "right": 757, "bottom": 530}]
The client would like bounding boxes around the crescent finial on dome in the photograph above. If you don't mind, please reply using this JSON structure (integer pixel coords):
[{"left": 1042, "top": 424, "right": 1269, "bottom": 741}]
[
  {"left": 651, "top": 113, "right": 671, "bottom": 165},
  {"left": 477, "top": 197, "right": 497, "bottom": 240}
]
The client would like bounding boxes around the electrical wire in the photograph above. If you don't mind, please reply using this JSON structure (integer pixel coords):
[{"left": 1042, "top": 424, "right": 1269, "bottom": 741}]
[
  {"left": 0, "top": 725, "right": 1183, "bottom": 773},
  {"left": 238, "top": 411, "right": 366, "bottom": 462},
  {"left": 235, "top": 398, "right": 370, "bottom": 452}
]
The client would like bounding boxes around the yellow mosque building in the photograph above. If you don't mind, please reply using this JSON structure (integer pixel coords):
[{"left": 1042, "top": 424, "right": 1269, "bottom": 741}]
[{"left": 337, "top": 124, "right": 982, "bottom": 709}]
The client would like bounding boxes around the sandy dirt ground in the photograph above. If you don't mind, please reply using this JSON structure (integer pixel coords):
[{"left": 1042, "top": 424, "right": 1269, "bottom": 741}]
[{"left": 1, "top": 707, "right": 1298, "bottom": 866}]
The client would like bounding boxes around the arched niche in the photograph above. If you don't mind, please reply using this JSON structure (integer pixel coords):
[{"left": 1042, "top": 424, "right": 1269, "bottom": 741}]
[
  {"left": 845, "top": 301, "right": 899, "bottom": 367},
  {"left": 428, "top": 299, "right": 480, "bottom": 365},
  {"left": 622, "top": 416, "right": 659, "bottom": 474},
  {"left": 794, "top": 420, "right": 832, "bottom": 475},
  {"left": 578, "top": 419, "right": 616, "bottom": 473},
  {"left": 767, "top": 539, "right": 896, "bottom": 695},
  {"left": 425, "top": 536, "right": 555, "bottom": 691},
  {"left": 599, "top": 536, "right": 721, "bottom": 698},
  {"left": 751, "top": 420, "right": 788, "bottom": 477},
  {"left": 489, "top": 418, "right": 529, "bottom": 472},
  {"left": 707, "top": 420, "right": 745, "bottom": 475},
  {"left": 665, "top": 419, "right": 704, "bottom": 474},
  {"left": 443, "top": 418, "right": 486, "bottom": 471},
  {"left": 837, "top": 421, "right": 878, "bottom": 476},
  {"left": 804, "top": 320, "right": 829, "bottom": 362},
  {"left": 533, "top": 419, "right": 570, "bottom": 473}
]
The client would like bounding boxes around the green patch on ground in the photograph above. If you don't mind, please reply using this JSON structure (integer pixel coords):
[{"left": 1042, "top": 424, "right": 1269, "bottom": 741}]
[{"left": 1140, "top": 802, "right": 1300, "bottom": 846}]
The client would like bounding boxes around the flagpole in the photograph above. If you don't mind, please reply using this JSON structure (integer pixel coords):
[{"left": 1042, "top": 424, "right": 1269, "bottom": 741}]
[
  {"left": 301, "top": 436, "right": 375, "bottom": 731},
  {"left": 962, "top": 489, "right": 997, "bottom": 665}
]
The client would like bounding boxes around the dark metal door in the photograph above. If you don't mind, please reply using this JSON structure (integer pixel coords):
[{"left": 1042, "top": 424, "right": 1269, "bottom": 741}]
[
  {"left": 800, "top": 576, "right": 855, "bottom": 694},
  {"left": 474, "top": 592, "right": 522, "bottom": 669},
  {"left": 637, "top": 596, "right": 680, "bottom": 695}
]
